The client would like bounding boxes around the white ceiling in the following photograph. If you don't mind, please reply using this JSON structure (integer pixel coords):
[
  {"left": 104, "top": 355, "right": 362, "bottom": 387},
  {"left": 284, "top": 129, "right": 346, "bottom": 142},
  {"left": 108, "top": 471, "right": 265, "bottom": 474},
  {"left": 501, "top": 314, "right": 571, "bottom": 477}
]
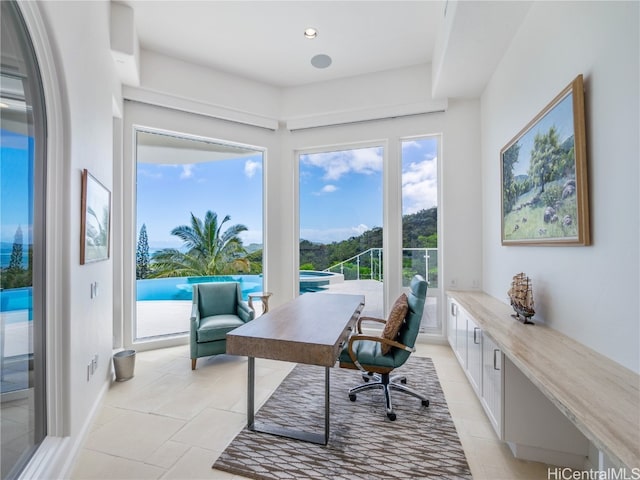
[{"left": 121, "top": 0, "right": 445, "bottom": 88}]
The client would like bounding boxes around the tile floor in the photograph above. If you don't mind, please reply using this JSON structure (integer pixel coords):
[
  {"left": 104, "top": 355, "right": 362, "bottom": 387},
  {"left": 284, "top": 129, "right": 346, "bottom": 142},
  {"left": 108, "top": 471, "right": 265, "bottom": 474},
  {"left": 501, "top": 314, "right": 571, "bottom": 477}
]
[{"left": 70, "top": 343, "right": 553, "bottom": 479}]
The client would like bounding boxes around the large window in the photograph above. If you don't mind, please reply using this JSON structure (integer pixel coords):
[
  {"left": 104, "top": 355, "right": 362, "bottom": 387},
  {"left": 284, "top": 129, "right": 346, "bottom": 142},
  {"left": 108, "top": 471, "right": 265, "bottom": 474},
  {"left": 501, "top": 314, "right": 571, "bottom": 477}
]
[
  {"left": 401, "top": 136, "right": 440, "bottom": 333},
  {"left": 134, "top": 130, "right": 263, "bottom": 340},
  {"left": 299, "top": 145, "right": 384, "bottom": 318},
  {"left": 0, "top": 1, "right": 47, "bottom": 477}
]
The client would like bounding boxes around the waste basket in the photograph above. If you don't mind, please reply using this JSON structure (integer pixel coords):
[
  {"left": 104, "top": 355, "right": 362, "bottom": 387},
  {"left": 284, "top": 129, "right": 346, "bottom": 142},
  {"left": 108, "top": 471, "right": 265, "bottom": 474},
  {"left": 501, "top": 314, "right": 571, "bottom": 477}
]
[{"left": 113, "top": 349, "right": 136, "bottom": 381}]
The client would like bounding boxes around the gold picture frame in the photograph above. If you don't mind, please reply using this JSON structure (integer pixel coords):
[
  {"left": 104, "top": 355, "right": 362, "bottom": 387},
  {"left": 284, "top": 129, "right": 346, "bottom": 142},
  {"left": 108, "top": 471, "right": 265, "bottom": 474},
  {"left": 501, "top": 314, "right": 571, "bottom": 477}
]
[
  {"left": 80, "top": 169, "right": 111, "bottom": 264},
  {"left": 501, "top": 74, "right": 590, "bottom": 246}
]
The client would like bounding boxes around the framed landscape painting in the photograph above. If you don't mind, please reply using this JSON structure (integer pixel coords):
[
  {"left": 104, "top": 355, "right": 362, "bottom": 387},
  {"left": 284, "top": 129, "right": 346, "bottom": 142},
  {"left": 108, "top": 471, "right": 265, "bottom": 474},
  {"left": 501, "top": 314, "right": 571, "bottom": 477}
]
[
  {"left": 81, "top": 169, "right": 111, "bottom": 264},
  {"left": 501, "top": 75, "right": 590, "bottom": 246}
]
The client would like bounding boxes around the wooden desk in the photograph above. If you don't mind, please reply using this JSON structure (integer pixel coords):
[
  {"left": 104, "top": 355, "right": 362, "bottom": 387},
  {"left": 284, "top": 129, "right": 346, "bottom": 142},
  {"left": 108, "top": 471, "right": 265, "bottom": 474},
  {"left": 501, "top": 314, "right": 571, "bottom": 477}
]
[{"left": 226, "top": 293, "right": 365, "bottom": 444}]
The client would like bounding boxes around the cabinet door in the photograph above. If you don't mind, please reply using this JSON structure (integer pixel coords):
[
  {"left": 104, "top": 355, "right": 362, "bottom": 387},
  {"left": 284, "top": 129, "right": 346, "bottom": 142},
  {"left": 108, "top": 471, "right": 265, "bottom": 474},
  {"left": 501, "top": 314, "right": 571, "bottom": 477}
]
[
  {"left": 447, "top": 297, "right": 457, "bottom": 351},
  {"left": 482, "top": 332, "right": 503, "bottom": 438},
  {"left": 454, "top": 305, "right": 467, "bottom": 368},
  {"left": 466, "top": 313, "right": 482, "bottom": 395}
]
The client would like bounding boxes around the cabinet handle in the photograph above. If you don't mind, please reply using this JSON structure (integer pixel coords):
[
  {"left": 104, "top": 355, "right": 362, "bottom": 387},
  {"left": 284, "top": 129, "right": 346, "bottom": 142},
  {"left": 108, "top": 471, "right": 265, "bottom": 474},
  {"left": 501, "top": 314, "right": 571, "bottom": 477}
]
[
  {"left": 473, "top": 327, "right": 480, "bottom": 344},
  {"left": 451, "top": 303, "right": 457, "bottom": 316},
  {"left": 493, "top": 349, "right": 501, "bottom": 370}
]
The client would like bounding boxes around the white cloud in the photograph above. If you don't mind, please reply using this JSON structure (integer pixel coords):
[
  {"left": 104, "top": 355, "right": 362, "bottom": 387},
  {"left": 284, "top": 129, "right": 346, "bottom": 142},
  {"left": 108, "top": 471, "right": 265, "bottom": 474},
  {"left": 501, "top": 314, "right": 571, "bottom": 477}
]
[
  {"left": 351, "top": 224, "right": 370, "bottom": 235},
  {"left": 180, "top": 164, "right": 194, "bottom": 179},
  {"left": 302, "top": 147, "right": 382, "bottom": 181},
  {"left": 313, "top": 184, "right": 338, "bottom": 195},
  {"left": 402, "top": 140, "right": 421, "bottom": 151},
  {"left": 402, "top": 157, "right": 438, "bottom": 214},
  {"left": 239, "top": 229, "right": 263, "bottom": 245},
  {"left": 244, "top": 159, "right": 262, "bottom": 178}
]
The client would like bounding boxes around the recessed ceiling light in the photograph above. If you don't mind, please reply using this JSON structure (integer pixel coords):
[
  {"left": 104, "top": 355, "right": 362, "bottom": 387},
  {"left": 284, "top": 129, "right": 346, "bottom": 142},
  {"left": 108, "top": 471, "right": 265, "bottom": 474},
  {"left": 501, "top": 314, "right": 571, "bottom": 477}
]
[
  {"left": 311, "top": 54, "right": 332, "bottom": 69},
  {"left": 304, "top": 27, "right": 318, "bottom": 39}
]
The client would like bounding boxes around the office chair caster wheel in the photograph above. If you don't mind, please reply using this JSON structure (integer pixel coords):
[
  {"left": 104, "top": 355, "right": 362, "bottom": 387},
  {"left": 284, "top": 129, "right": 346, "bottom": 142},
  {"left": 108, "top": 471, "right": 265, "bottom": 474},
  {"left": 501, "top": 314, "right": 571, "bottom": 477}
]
[
  {"left": 349, "top": 393, "right": 357, "bottom": 402},
  {"left": 387, "top": 412, "right": 397, "bottom": 421},
  {"left": 422, "top": 399, "right": 429, "bottom": 407}
]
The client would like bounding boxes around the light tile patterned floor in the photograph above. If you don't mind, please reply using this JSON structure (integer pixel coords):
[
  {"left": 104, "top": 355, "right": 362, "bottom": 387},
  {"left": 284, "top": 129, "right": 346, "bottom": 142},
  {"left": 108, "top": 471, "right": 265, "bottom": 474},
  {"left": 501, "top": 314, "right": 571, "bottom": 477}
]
[{"left": 70, "top": 344, "right": 553, "bottom": 479}]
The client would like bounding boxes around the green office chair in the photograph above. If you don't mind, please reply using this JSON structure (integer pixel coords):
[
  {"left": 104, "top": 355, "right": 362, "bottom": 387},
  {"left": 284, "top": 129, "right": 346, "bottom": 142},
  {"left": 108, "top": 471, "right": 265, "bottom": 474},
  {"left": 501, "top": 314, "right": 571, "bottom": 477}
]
[
  {"left": 190, "top": 282, "right": 254, "bottom": 370},
  {"left": 339, "top": 275, "right": 430, "bottom": 420}
]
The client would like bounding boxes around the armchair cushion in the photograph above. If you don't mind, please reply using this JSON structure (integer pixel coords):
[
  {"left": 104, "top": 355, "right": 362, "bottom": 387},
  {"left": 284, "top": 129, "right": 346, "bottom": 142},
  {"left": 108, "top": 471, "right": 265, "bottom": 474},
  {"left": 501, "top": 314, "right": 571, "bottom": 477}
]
[
  {"left": 381, "top": 293, "right": 408, "bottom": 354},
  {"left": 197, "top": 315, "right": 246, "bottom": 343},
  {"left": 197, "top": 282, "right": 239, "bottom": 317}
]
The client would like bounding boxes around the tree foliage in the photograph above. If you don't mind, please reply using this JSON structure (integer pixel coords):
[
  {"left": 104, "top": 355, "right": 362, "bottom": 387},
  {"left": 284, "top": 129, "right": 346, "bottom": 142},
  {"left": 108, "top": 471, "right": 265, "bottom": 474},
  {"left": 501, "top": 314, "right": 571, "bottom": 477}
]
[
  {"left": 298, "top": 207, "right": 438, "bottom": 272},
  {"left": 1, "top": 227, "right": 31, "bottom": 289},
  {"left": 136, "top": 224, "right": 150, "bottom": 279},
  {"left": 502, "top": 142, "right": 521, "bottom": 216},
  {"left": 9, "top": 226, "right": 23, "bottom": 271},
  {"left": 150, "top": 211, "right": 250, "bottom": 277},
  {"left": 528, "top": 126, "right": 562, "bottom": 193}
]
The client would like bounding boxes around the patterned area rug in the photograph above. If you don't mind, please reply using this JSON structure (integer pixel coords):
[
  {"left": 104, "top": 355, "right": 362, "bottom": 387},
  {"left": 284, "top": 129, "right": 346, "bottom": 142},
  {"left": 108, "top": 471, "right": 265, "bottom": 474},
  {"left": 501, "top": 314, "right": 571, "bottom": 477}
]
[{"left": 213, "top": 357, "right": 472, "bottom": 479}]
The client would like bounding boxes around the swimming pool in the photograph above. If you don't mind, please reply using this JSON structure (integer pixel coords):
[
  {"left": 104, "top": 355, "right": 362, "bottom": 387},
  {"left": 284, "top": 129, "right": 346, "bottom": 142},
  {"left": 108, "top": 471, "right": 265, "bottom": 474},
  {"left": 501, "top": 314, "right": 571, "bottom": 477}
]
[{"left": 136, "top": 271, "right": 341, "bottom": 301}]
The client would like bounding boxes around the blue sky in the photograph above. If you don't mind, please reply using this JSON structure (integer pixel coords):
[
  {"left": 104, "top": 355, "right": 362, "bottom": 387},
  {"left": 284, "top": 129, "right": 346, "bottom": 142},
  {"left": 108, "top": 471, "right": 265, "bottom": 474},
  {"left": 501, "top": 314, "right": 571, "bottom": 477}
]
[
  {"left": 135, "top": 137, "right": 439, "bottom": 249},
  {"left": 138, "top": 136, "right": 438, "bottom": 249},
  {"left": 1, "top": 130, "right": 33, "bottom": 244},
  {"left": 299, "top": 137, "right": 438, "bottom": 243},
  {"left": 137, "top": 154, "right": 264, "bottom": 249},
  {"left": 1, "top": 130, "right": 438, "bottom": 253}
]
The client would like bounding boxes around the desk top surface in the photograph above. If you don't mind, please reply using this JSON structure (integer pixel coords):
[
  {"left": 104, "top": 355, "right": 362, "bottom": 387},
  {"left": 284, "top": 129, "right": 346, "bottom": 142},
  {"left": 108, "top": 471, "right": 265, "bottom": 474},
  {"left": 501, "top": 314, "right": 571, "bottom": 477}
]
[
  {"left": 227, "top": 293, "right": 365, "bottom": 366},
  {"left": 448, "top": 290, "right": 640, "bottom": 470}
]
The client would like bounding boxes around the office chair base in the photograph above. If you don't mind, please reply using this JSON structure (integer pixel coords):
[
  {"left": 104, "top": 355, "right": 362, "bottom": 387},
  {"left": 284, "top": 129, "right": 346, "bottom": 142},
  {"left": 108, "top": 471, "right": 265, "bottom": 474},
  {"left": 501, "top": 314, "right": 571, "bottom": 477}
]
[{"left": 348, "top": 372, "right": 429, "bottom": 421}]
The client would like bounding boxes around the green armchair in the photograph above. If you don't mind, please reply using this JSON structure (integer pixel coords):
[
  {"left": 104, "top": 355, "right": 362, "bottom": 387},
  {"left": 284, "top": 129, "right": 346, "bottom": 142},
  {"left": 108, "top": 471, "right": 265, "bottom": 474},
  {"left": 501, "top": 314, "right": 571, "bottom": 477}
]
[
  {"left": 339, "top": 275, "right": 430, "bottom": 420},
  {"left": 190, "top": 282, "right": 254, "bottom": 370}
]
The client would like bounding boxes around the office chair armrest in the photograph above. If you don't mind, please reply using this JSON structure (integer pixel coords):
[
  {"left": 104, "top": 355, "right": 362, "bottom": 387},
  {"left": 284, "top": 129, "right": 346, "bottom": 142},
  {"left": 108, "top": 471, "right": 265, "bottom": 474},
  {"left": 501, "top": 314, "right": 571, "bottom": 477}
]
[
  {"left": 356, "top": 316, "right": 386, "bottom": 333},
  {"left": 347, "top": 334, "right": 416, "bottom": 371}
]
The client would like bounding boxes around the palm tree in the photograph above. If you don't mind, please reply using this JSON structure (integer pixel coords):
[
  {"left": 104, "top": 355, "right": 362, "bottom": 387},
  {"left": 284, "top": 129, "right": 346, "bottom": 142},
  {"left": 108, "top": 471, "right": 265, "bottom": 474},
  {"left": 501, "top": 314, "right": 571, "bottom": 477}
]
[{"left": 150, "top": 211, "right": 250, "bottom": 277}]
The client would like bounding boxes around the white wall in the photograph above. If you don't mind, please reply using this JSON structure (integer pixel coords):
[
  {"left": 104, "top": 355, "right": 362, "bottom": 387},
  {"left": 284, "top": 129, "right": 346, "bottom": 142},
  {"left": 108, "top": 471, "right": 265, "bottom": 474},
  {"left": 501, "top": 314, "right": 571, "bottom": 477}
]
[
  {"left": 282, "top": 64, "right": 447, "bottom": 128},
  {"left": 481, "top": 1, "right": 639, "bottom": 372},
  {"left": 134, "top": 50, "right": 281, "bottom": 128}
]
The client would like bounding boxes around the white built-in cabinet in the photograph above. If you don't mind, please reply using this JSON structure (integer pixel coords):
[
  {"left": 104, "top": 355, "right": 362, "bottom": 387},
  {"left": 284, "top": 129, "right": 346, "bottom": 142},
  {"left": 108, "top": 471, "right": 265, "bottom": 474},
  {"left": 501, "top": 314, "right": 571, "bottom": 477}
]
[
  {"left": 447, "top": 294, "right": 590, "bottom": 469},
  {"left": 448, "top": 297, "right": 503, "bottom": 437}
]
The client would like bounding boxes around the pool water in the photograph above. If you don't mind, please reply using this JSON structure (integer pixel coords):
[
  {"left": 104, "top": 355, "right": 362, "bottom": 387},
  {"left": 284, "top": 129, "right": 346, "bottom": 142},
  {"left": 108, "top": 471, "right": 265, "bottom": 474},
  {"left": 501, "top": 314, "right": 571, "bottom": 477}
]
[
  {"left": 136, "top": 272, "right": 336, "bottom": 301},
  {"left": 136, "top": 275, "right": 263, "bottom": 301}
]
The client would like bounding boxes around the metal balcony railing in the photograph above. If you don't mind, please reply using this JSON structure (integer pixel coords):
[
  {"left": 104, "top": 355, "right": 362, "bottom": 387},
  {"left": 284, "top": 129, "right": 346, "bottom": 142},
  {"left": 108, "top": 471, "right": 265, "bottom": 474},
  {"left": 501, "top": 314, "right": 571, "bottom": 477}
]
[{"left": 323, "top": 247, "right": 438, "bottom": 288}]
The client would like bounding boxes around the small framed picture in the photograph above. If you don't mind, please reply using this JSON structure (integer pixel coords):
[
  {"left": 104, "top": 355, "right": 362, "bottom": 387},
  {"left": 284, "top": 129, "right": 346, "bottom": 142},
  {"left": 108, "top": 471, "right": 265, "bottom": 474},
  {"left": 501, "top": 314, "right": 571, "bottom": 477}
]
[{"left": 80, "top": 169, "right": 111, "bottom": 264}]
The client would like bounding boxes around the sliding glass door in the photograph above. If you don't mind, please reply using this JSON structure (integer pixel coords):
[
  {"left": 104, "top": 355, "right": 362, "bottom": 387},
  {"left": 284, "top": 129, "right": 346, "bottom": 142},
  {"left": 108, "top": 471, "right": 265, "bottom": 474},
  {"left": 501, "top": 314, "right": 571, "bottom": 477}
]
[{"left": 1, "top": 1, "right": 47, "bottom": 477}]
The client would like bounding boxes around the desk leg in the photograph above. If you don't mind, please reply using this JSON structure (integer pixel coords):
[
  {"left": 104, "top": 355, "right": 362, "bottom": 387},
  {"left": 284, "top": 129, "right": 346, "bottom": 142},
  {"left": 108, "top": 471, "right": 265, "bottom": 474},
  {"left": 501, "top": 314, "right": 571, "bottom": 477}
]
[
  {"left": 324, "top": 366, "right": 330, "bottom": 445},
  {"left": 246, "top": 360, "right": 330, "bottom": 445},
  {"left": 248, "top": 356, "right": 255, "bottom": 429}
]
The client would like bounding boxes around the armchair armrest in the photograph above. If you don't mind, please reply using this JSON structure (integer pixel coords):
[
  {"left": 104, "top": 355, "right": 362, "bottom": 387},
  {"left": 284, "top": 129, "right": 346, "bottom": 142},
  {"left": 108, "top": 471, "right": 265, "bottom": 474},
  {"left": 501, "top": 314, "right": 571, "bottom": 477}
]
[
  {"left": 346, "top": 333, "right": 416, "bottom": 371},
  {"left": 237, "top": 300, "right": 253, "bottom": 322},
  {"left": 356, "top": 316, "right": 386, "bottom": 333},
  {"left": 190, "top": 303, "right": 200, "bottom": 328}
]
